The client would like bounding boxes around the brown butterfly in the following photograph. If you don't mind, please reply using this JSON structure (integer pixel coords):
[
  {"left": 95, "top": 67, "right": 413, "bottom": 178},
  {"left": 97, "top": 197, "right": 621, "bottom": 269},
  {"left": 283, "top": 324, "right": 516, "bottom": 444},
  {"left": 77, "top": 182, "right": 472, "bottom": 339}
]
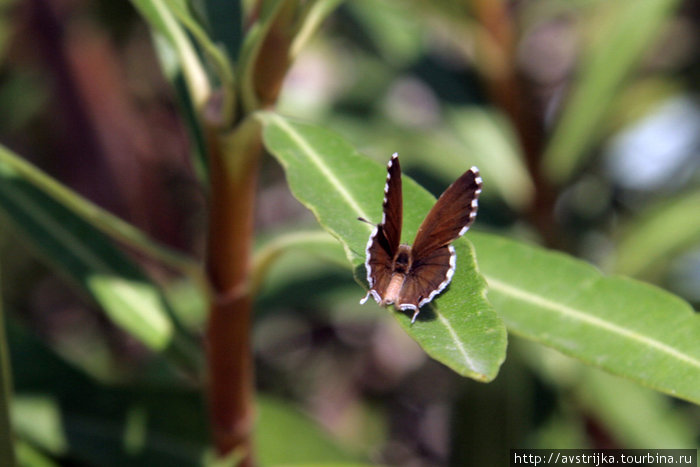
[{"left": 360, "top": 153, "right": 482, "bottom": 323}]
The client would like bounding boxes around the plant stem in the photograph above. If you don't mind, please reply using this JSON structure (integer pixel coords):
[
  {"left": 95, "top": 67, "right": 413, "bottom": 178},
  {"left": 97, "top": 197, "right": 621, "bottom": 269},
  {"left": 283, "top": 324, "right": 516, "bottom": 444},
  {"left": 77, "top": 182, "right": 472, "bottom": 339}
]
[
  {"left": 204, "top": 116, "right": 262, "bottom": 464},
  {"left": 468, "top": 0, "right": 562, "bottom": 248},
  {"left": 201, "top": 2, "right": 342, "bottom": 459}
]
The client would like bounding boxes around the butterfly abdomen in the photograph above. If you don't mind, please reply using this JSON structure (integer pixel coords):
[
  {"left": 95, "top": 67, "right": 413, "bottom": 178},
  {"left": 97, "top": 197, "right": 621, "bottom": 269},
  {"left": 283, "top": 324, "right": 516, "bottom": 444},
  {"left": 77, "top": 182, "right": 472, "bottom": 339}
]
[{"left": 383, "top": 274, "right": 405, "bottom": 305}]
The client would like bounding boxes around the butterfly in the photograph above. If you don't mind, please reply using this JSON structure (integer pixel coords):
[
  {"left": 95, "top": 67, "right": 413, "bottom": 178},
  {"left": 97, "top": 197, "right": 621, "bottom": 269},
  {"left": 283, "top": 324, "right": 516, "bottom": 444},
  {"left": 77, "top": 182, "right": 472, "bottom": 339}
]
[{"left": 359, "top": 153, "right": 482, "bottom": 323}]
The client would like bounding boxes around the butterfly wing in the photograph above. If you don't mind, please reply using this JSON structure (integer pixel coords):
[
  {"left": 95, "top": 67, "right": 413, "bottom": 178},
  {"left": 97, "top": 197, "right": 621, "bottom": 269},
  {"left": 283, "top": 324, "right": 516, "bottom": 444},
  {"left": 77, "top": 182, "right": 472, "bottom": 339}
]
[
  {"left": 397, "top": 244, "right": 455, "bottom": 317},
  {"left": 411, "top": 167, "right": 482, "bottom": 260},
  {"left": 360, "top": 153, "right": 403, "bottom": 304},
  {"left": 398, "top": 167, "right": 482, "bottom": 321}
]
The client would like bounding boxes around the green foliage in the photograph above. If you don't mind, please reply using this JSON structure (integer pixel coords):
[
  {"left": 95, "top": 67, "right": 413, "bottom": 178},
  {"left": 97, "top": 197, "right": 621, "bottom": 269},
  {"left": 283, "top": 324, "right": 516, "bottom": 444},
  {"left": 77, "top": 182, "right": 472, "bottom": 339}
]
[
  {"left": 7, "top": 320, "right": 359, "bottom": 466},
  {"left": 0, "top": 147, "right": 173, "bottom": 351},
  {"left": 542, "top": 0, "right": 684, "bottom": 182},
  {"left": 612, "top": 190, "right": 700, "bottom": 279},
  {"left": 0, "top": 0, "right": 697, "bottom": 464},
  {"left": 256, "top": 397, "right": 366, "bottom": 466},
  {"left": 472, "top": 233, "right": 700, "bottom": 404},
  {"left": 130, "top": 0, "right": 212, "bottom": 109}
]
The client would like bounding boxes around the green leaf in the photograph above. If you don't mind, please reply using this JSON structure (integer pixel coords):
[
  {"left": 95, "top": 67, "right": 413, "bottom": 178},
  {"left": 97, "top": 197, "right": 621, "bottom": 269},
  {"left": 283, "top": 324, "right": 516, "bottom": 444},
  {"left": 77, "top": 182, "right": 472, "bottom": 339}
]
[
  {"left": 0, "top": 145, "right": 201, "bottom": 284},
  {"left": 12, "top": 396, "right": 67, "bottom": 455},
  {"left": 253, "top": 229, "right": 349, "bottom": 295},
  {"left": 447, "top": 107, "right": 534, "bottom": 211},
  {"left": 524, "top": 342, "right": 697, "bottom": 447},
  {"left": 15, "top": 440, "right": 58, "bottom": 467},
  {"left": 9, "top": 318, "right": 362, "bottom": 465},
  {"left": 201, "top": 0, "right": 242, "bottom": 61},
  {"left": 160, "top": 0, "right": 236, "bottom": 121},
  {"left": 8, "top": 320, "right": 206, "bottom": 465},
  {"left": 290, "top": 0, "right": 346, "bottom": 60},
  {"left": 130, "top": 0, "right": 211, "bottom": 110},
  {"left": 0, "top": 151, "right": 173, "bottom": 352},
  {"left": 577, "top": 368, "right": 699, "bottom": 447},
  {"left": 260, "top": 113, "right": 507, "bottom": 382},
  {"left": 471, "top": 233, "right": 700, "bottom": 404},
  {"left": 12, "top": 392, "right": 207, "bottom": 466},
  {"left": 542, "top": 0, "right": 683, "bottom": 183},
  {"left": 347, "top": 0, "right": 425, "bottom": 66},
  {"left": 610, "top": 189, "right": 700, "bottom": 279},
  {"left": 256, "top": 396, "right": 365, "bottom": 466}
]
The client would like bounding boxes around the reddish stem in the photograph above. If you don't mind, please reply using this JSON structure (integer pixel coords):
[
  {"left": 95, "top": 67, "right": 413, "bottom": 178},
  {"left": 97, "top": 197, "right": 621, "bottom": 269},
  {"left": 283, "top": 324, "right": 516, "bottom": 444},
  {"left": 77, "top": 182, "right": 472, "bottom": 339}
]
[
  {"left": 469, "top": 0, "right": 562, "bottom": 248},
  {"left": 204, "top": 119, "right": 262, "bottom": 465}
]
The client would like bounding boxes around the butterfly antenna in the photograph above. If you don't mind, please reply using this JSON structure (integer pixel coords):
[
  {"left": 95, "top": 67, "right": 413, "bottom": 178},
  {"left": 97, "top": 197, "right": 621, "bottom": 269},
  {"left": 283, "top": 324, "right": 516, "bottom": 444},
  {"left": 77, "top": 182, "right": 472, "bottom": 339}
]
[{"left": 357, "top": 217, "right": 373, "bottom": 225}]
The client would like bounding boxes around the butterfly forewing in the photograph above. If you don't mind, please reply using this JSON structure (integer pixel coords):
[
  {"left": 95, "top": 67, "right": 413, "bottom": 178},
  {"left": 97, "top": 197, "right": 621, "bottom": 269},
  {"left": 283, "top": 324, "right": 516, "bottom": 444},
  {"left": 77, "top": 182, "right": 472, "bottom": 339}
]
[
  {"left": 410, "top": 167, "right": 482, "bottom": 260},
  {"left": 363, "top": 154, "right": 402, "bottom": 300},
  {"left": 380, "top": 153, "right": 402, "bottom": 251}
]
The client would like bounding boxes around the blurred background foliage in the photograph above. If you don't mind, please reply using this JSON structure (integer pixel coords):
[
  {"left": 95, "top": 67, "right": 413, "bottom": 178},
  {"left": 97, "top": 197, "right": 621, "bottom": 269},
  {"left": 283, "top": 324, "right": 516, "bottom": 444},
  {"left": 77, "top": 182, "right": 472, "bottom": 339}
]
[{"left": 0, "top": 0, "right": 699, "bottom": 465}]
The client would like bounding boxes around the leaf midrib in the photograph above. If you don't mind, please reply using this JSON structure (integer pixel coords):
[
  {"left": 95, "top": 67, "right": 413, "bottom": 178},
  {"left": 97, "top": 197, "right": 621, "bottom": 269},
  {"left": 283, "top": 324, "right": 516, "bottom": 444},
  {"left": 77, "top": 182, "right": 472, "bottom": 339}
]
[
  {"left": 268, "top": 114, "right": 371, "bottom": 221},
  {"left": 436, "top": 311, "right": 477, "bottom": 372},
  {"left": 487, "top": 277, "right": 700, "bottom": 370}
]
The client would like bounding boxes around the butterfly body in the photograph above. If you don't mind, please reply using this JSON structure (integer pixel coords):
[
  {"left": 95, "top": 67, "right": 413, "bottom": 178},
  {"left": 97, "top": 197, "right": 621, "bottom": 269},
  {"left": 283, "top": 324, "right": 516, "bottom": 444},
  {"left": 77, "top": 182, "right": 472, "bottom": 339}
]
[
  {"left": 375, "top": 244, "right": 412, "bottom": 305},
  {"left": 360, "top": 153, "right": 482, "bottom": 323},
  {"left": 382, "top": 270, "right": 405, "bottom": 305}
]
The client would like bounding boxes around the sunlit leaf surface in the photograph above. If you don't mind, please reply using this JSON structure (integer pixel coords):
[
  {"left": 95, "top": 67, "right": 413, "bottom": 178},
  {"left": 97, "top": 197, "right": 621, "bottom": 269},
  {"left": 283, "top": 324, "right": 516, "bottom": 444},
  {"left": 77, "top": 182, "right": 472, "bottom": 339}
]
[
  {"left": 472, "top": 233, "right": 700, "bottom": 404},
  {"left": 261, "top": 113, "right": 507, "bottom": 382}
]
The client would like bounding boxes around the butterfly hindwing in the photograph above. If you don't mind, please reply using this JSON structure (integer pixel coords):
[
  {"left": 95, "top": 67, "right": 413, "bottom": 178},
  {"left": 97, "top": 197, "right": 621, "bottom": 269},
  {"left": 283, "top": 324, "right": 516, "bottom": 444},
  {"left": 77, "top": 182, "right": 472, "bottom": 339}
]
[
  {"left": 399, "top": 245, "right": 455, "bottom": 311},
  {"left": 362, "top": 226, "right": 394, "bottom": 302}
]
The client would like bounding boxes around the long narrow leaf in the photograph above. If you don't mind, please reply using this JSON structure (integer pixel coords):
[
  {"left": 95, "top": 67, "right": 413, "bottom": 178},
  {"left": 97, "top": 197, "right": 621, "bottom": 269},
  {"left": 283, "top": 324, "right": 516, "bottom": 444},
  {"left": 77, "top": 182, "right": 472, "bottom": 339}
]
[
  {"left": 472, "top": 233, "right": 700, "bottom": 404},
  {"left": 256, "top": 396, "right": 365, "bottom": 465},
  {"left": 0, "top": 145, "right": 202, "bottom": 285},
  {"left": 611, "top": 189, "right": 700, "bottom": 279},
  {"left": 542, "top": 0, "right": 683, "bottom": 182},
  {"left": 260, "top": 113, "right": 507, "bottom": 382},
  {"left": 252, "top": 229, "right": 348, "bottom": 295},
  {"left": 130, "top": 0, "right": 211, "bottom": 110},
  {"left": 290, "top": 0, "right": 345, "bottom": 59},
  {"left": 0, "top": 153, "right": 173, "bottom": 352},
  {"left": 162, "top": 0, "right": 236, "bottom": 122}
]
